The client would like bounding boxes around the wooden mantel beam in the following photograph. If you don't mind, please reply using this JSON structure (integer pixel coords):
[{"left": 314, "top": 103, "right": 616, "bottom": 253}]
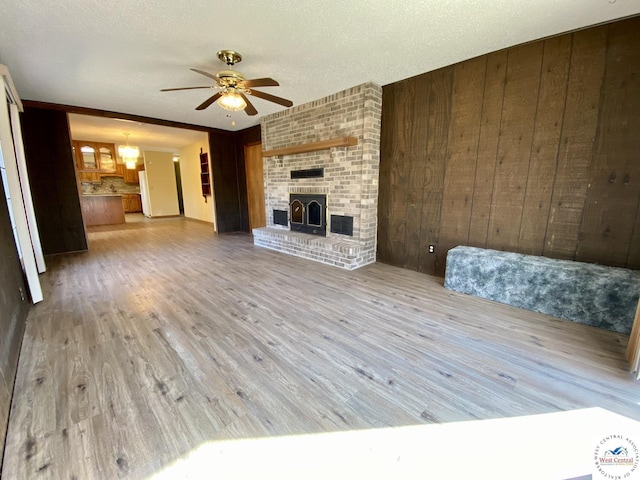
[{"left": 262, "top": 136, "right": 357, "bottom": 158}]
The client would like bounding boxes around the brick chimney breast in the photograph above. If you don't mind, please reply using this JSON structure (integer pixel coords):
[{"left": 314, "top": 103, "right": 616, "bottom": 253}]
[{"left": 254, "top": 82, "right": 382, "bottom": 270}]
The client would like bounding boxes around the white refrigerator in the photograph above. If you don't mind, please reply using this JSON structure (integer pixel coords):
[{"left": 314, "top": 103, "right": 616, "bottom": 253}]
[{"left": 139, "top": 170, "right": 151, "bottom": 217}]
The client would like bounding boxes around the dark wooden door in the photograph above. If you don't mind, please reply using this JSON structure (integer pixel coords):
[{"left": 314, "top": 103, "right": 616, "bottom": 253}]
[{"left": 244, "top": 143, "right": 265, "bottom": 230}]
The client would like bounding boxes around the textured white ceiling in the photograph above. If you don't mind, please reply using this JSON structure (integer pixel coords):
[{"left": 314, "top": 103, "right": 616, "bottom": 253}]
[
  {"left": 68, "top": 114, "right": 208, "bottom": 152},
  {"left": 1, "top": 0, "right": 638, "bottom": 132}
]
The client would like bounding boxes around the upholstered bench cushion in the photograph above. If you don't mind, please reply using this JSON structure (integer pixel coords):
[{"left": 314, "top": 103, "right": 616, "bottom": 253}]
[{"left": 444, "top": 246, "right": 640, "bottom": 334}]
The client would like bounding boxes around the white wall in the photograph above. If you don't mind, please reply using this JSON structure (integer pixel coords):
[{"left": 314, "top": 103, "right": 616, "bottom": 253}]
[
  {"left": 143, "top": 151, "right": 179, "bottom": 217},
  {"left": 178, "top": 138, "right": 216, "bottom": 230}
]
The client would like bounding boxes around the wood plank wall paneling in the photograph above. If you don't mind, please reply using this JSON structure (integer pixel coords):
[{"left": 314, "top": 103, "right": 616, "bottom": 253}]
[
  {"left": 437, "top": 57, "right": 486, "bottom": 275},
  {"left": 468, "top": 51, "right": 507, "bottom": 248},
  {"left": 516, "top": 36, "right": 571, "bottom": 255},
  {"left": 386, "top": 80, "right": 413, "bottom": 267},
  {"left": 377, "top": 84, "right": 396, "bottom": 263},
  {"left": 401, "top": 74, "right": 431, "bottom": 270},
  {"left": 378, "top": 16, "right": 640, "bottom": 276},
  {"left": 485, "top": 42, "right": 543, "bottom": 251},
  {"left": 20, "top": 107, "right": 88, "bottom": 254},
  {"left": 417, "top": 68, "right": 452, "bottom": 274},
  {"left": 0, "top": 175, "right": 29, "bottom": 467},
  {"left": 210, "top": 125, "right": 261, "bottom": 234},
  {"left": 209, "top": 126, "right": 262, "bottom": 234},
  {"left": 543, "top": 26, "right": 607, "bottom": 260},
  {"left": 577, "top": 20, "right": 640, "bottom": 266},
  {"left": 209, "top": 131, "right": 242, "bottom": 233}
]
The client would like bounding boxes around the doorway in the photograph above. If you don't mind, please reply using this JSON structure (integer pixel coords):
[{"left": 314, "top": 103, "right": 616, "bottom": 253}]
[{"left": 68, "top": 113, "right": 208, "bottom": 225}]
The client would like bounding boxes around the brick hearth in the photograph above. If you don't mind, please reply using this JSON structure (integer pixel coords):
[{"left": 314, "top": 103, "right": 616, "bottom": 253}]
[{"left": 253, "top": 82, "right": 382, "bottom": 270}]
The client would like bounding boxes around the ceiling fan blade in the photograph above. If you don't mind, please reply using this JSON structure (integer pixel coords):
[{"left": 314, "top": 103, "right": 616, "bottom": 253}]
[
  {"left": 247, "top": 89, "right": 293, "bottom": 107},
  {"left": 161, "top": 86, "right": 214, "bottom": 92},
  {"left": 196, "top": 92, "right": 223, "bottom": 110},
  {"left": 190, "top": 68, "right": 221, "bottom": 83},
  {"left": 240, "top": 93, "right": 258, "bottom": 116},
  {"left": 240, "top": 78, "right": 280, "bottom": 88}
]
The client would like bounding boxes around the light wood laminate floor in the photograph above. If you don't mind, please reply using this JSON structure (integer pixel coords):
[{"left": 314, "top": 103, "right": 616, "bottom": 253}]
[{"left": 3, "top": 216, "right": 639, "bottom": 478}]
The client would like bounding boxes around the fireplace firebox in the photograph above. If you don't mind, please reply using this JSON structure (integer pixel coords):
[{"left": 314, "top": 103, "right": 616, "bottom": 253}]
[{"left": 290, "top": 194, "right": 326, "bottom": 236}]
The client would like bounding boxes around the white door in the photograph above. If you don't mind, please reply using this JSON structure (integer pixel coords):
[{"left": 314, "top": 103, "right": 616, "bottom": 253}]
[
  {"left": 139, "top": 171, "right": 151, "bottom": 217},
  {"left": 0, "top": 64, "right": 43, "bottom": 303}
]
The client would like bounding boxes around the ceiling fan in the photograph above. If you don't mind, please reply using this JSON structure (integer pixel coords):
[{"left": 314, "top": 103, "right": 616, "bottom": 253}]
[{"left": 161, "top": 50, "right": 293, "bottom": 116}]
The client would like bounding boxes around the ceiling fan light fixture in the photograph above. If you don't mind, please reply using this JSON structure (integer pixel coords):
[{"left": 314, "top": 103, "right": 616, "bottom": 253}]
[
  {"left": 217, "top": 89, "right": 246, "bottom": 111},
  {"left": 162, "top": 51, "right": 291, "bottom": 116}
]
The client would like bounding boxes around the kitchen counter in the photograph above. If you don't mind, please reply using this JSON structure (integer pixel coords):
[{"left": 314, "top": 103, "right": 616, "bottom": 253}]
[
  {"left": 82, "top": 193, "right": 124, "bottom": 196},
  {"left": 82, "top": 192, "right": 140, "bottom": 196},
  {"left": 80, "top": 195, "right": 125, "bottom": 226}
]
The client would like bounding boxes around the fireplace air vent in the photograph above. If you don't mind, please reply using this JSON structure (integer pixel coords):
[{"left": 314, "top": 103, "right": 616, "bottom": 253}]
[
  {"left": 330, "top": 215, "right": 353, "bottom": 236},
  {"left": 291, "top": 168, "right": 324, "bottom": 179},
  {"left": 273, "top": 209, "right": 288, "bottom": 226}
]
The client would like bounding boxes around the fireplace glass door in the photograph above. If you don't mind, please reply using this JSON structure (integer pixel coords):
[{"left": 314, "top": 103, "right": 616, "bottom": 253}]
[
  {"left": 289, "top": 194, "right": 326, "bottom": 236},
  {"left": 291, "top": 199, "right": 304, "bottom": 224},
  {"left": 307, "top": 200, "right": 322, "bottom": 227}
]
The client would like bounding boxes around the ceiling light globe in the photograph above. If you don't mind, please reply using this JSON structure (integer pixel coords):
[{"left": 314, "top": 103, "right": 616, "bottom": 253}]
[{"left": 218, "top": 90, "right": 247, "bottom": 111}]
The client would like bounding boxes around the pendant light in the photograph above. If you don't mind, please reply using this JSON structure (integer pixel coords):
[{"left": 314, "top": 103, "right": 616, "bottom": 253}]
[{"left": 118, "top": 133, "right": 140, "bottom": 169}]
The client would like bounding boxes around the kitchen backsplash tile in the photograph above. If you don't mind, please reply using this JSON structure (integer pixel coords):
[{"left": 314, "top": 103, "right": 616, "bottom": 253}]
[{"left": 81, "top": 176, "right": 141, "bottom": 195}]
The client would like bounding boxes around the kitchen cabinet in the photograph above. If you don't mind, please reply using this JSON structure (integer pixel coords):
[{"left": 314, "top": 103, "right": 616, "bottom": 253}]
[
  {"left": 76, "top": 142, "right": 98, "bottom": 169},
  {"left": 78, "top": 171, "right": 101, "bottom": 183},
  {"left": 73, "top": 140, "right": 117, "bottom": 173},
  {"left": 121, "top": 194, "right": 142, "bottom": 213},
  {"left": 123, "top": 164, "right": 144, "bottom": 184},
  {"left": 97, "top": 145, "right": 116, "bottom": 172}
]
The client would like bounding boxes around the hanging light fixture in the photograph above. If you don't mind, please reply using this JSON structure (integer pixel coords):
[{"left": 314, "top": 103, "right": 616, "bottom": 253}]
[
  {"left": 217, "top": 88, "right": 247, "bottom": 112},
  {"left": 118, "top": 133, "right": 140, "bottom": 170}
]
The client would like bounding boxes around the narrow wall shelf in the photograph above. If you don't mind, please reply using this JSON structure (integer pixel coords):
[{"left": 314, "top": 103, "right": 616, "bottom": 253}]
[
  {"left": 200, "top": 149, "right": 211, "bottom": 199},
  {"left": 262, "top": 136, "right": 358, "bottom": 158}
]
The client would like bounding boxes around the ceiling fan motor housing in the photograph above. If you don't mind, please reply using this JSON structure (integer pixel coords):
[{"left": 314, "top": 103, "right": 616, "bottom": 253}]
[
  {"left": 217, "top": 50, "right": 242, "bottom": 66},
  {"left": 216, "top": 70, "right": 246, "bottom": 87}
]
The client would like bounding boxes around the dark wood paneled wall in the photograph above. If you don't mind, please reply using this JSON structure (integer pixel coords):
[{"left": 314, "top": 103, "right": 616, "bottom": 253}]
[
  {"left": 0, "top": 177, "right": 29, "bottom": 467},
  {"left": 207, "top": 126, "right": 262, "bottom": 234},
  {"left": 209, "top": 125, "right": 261, "bottom": 234},
  {"left": 378, "top": 16, "right": 640, "bottom": 276},
  {"left": 20, "top": 107, "right": 88, "bottom": 254},
  {"left": 209, "top": 130, "right": 240, "bottom": 233}
]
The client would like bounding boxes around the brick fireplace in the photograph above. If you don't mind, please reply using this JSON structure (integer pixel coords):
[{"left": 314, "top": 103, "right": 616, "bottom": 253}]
[{"left": 252, "top": 82, "right": 382, "bottom": 270}]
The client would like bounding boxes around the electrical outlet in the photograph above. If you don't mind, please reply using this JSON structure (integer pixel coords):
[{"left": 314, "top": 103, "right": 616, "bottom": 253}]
[{"left": 428, "top": 245, "right": 435, "bottom": 253}]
